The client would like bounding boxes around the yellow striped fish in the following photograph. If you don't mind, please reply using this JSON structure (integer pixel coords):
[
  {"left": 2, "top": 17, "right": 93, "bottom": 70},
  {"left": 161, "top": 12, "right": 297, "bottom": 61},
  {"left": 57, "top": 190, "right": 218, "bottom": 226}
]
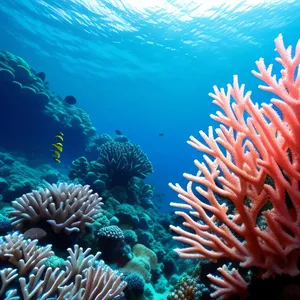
[{"left": 51, "top": 132, "right": 64, "bottom": 163}]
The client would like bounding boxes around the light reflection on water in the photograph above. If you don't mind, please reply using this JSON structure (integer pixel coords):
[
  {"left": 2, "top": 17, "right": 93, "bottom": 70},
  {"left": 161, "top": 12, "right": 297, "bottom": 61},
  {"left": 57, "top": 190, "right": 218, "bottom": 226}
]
[{"left": 0, "top": 0, "right": 299, "bottom": 79}]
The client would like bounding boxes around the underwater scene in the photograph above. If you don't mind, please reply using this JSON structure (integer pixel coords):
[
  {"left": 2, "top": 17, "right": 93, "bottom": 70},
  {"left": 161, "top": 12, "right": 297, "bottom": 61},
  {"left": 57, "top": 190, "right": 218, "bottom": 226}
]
[{"left": 1, "top": 0, "right": 300, "bottom": 299}]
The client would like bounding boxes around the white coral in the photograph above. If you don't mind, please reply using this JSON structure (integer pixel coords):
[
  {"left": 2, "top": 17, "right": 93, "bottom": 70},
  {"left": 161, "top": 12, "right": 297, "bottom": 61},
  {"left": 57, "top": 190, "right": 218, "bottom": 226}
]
[
  {"left": 0, "top": 233, "right": 53, "bottom": 275},
  {"left": 18, "top": 245, "right": 127, "bottom": 300},
  {"left": 0, "top": 233, "right": 126, "bottom": 299},
  {"left": 0, "top": 268, "right": 18, "bottom": 299},
  {"left": 58, "top": 264, "right": 127, "bottom": 300},
  {"left": 10, "top": 182, "right": 103, "bottom": 234}
]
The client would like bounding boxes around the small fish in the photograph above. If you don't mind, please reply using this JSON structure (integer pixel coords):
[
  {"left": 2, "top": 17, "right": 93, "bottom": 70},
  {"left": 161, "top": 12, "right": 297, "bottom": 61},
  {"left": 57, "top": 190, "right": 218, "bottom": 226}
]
[
  {"left": 55, "top": 132, "right": 64, "bottom": 141},
  {"left": 159, "top": 133, "right": 164, "bottom": 136},
  {"left": 51, "top": 132, "right": 64, "bottom": 163},
  {"left": 65, "top": 95, "right": 76, "bottom": 105},
  {"left": 115, "top": 130, "right": 122, "bottom": 135},
  {"left": 52, "top": 142, "right": 63, "bottom": 152},
  {"left": 51, "top": 150, "right": 61, "bottom": 159}
]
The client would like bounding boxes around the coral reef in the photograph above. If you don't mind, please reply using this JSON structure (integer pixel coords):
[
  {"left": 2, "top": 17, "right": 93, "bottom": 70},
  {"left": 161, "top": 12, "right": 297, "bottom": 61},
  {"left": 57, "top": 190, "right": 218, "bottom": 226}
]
[
  {"left": 0, "top": 51, "right": 97, "bottom": 162},
  {"left": 170, "top": 34, "right": 300, "bottom": 298},
  {"left": 0, "top": 232, "right": 53, "bottom": 276},
  {"left": 120, "top": 244, "right": 157, "bottom": 282},
  {"left": 0, "top": 233, "right": 127, "bottom": 299},
  {"left": 0, "top": 150, "right": 68, "bottom": 203},
  {"left": 69, "top": 135, "right": 154, "bottom": 190},
  {"left": 2, "top": 167, "right": 180, "bottom": 298},
  {"left": 0, "top": 50, "right": 191, "bottom": 299},
  {"left": 96, "top": 225, "right": 132, "bottom": 266}
]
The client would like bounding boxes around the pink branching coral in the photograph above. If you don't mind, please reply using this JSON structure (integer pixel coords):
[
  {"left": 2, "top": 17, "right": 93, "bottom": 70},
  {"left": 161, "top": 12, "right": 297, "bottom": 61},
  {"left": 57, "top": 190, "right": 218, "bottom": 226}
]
[
  {"left": 169, "top": 34, "right": 300, "bottom": 297},
  {"left": 10, "top": 182, "right": 103, "bottom": 234},
  {"left": 207, "top": 265, "right": 248, "bottom": 299}
]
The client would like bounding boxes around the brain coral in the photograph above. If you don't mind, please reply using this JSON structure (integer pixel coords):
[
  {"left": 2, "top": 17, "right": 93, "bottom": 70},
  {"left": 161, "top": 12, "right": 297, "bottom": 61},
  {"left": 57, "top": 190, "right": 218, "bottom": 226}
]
[
  {"left": 97, "top": 225, "right": 125, "bottom": 241},
  {"left": 124, "top": 273, "right": 145, "bottom": 296},
  {"left": 120, "top": 244, "right": 157, "bottom": 282}
]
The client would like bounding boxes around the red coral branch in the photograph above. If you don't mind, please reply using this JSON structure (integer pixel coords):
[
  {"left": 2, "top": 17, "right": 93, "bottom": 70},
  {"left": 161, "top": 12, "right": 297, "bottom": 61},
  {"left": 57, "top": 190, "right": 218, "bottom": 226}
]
[
  {"left": 170, "top": 34, "right": 300, "bottom": 298},
  {"left": 208, "top": 265, "right": 248, "bottom": 299}
]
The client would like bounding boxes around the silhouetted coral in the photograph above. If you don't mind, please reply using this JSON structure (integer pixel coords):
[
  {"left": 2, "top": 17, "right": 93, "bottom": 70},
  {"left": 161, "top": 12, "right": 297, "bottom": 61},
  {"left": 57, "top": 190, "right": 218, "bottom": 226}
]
[
  {"left": 124, "top": 273, "right": 145, "bottom": 297},
  {"left": 97, "top": 141, "right": 153, "bottom": 186}
]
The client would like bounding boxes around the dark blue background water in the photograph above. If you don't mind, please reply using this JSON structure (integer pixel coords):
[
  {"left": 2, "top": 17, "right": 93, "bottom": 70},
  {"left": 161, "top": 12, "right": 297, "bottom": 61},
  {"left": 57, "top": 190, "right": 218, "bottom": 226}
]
[{"left": 1, "top": 0, "right": 300, "bottom": 210}]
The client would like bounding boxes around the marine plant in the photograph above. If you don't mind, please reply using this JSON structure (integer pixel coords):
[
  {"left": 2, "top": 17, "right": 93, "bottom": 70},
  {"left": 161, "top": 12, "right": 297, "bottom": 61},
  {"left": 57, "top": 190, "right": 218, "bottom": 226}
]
[{"left": 169, "top": 34, "right": 300, "bottom": 298}]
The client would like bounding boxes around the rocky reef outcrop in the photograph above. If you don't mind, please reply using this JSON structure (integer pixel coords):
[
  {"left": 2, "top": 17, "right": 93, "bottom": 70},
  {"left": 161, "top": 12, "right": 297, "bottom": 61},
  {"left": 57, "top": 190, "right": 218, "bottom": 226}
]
[{"left": 0, "top": 50, "right": 97, "bottom": 163}]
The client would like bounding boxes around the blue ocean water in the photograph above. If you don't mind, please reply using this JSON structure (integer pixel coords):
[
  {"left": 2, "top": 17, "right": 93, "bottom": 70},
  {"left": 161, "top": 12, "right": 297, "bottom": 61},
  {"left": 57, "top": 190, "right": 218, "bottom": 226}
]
[
  {"left": 1, "top": 0, "right": 300, "bottom": 211},
  {"left": 1, "top": 1, "right": 300, "bottom": 299}
]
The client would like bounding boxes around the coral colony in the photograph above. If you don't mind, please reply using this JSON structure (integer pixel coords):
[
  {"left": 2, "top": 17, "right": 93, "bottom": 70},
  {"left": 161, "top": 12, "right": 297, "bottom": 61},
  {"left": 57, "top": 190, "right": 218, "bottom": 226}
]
[
  {"left": 170, "top": 34, "right": 300, "bottom": 298},
  {"left": 1, "top": 34, "right": 300, "bottom": 299}
]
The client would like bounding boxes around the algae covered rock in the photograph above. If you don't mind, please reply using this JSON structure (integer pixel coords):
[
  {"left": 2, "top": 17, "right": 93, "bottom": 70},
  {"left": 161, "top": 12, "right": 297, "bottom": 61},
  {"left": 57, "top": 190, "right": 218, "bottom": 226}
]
[{"left": 0, "top": 150, "right": 69, "bottom": 202}]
